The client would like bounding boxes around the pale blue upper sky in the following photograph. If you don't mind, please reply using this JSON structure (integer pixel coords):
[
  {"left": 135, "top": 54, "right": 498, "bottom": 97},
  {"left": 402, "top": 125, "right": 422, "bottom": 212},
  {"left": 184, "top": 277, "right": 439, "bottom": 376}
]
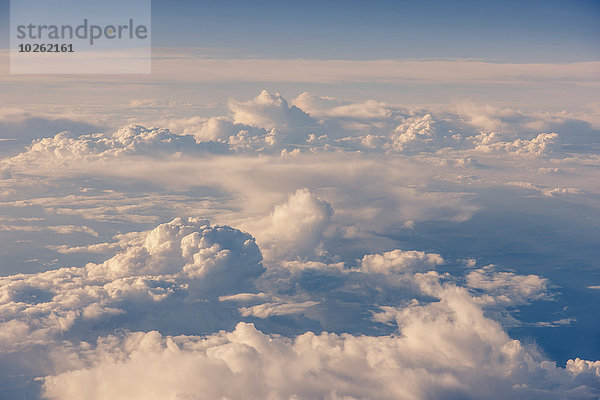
[
  {"left": 1, "top": 0, "right": 599, "bottom": 61},
  {"left": 153, "top": 0, "right": 600, "bottom": 62}
]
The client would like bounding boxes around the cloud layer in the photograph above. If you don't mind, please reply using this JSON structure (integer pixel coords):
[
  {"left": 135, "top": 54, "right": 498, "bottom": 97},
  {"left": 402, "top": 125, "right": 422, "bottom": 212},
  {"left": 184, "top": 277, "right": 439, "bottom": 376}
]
[
  {"left": 0, "top": 90, "right": 599, "bottom": 399},
  {"left": 1, "top": 215, "right": 598, "bottom": 399}
]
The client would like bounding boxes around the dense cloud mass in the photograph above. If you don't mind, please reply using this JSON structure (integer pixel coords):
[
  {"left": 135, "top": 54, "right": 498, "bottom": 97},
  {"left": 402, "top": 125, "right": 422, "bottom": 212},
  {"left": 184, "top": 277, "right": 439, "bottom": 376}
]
[
  {"left": 5, "top": 90, "right": 599, "bottom": 168},
  {"left": 1, "top": 217, "right": 599, "bottom": 399},
  {"left": 1, "top": 217, "right": 598, "bottom": 399},
  {"left": 0, "top": 90, "right": 599, "bottom": 399},
  {"left": 41, "top": 318, "right": 599, "bottom": 400},
  {"left": 0, "top": 218, "right": 263, "bottom": 351}
]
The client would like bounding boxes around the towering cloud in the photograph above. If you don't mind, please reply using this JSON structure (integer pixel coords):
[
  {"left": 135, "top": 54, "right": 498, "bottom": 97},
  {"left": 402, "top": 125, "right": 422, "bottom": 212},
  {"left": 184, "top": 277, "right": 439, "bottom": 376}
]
[{"left": 248, "top": 188, "right": 334, "bottom": 261}]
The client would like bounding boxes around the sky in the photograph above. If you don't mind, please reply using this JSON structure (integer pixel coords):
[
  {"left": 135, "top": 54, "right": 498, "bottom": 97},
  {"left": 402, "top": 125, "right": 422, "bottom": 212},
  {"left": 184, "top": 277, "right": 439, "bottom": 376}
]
[
  {"left": 0, "top": 0, "right": 599, "bottom": 108},
  {"left": 150, "top": 0, "right": 600, "bottom": 61},
  {"left": 3, "top": 0, "right": 599, "bottom": 60},
  {"left": 0, "top": 1, "right": 600, "bottom": 399}
]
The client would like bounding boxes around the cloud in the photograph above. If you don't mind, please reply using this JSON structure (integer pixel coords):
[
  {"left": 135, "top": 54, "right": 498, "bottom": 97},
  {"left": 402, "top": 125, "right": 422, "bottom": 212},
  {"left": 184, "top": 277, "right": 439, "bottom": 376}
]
[
  {"left": 385, "top": 113, "right": 455, "bottom": 153},
  {"left": 238, "top": 300, "right": 320, "bottom": 318},
  {"left": 466, "top": 265, "right": 549, "bottom": 306},
  {"left": 4, "top": 125, "right": 228, "bottom": 167},
  {"left": 247, "top": 188, "right": 334, "bottom": 262},
  {"left": 1, "top": 90, "right": 599, "bottom": 399},
  {"left": 229, "top": 90, "right": 313, "bottom": 132},
  {"left": 470, "top": 132, "right": 559, "bottom": 156},
  {"left": 0, "top": 224, "right": 98, "bottom": 237},
  {"left": 41, "top": 276, "right": 600, "bottom": 400},
  {"left": 358, "top": 249, "right": 444, "bottom": 274},
  {"left": 189, "top": 116, "right": 242, "bottom": 141},
  {"left": 48, "top": 231, "right": 143, "bottom": 254},
  {"left": 3, "top": 91, "right": 598, "bottom": 169},
  {"left": 0, "top": 217, "right": 264, "bottom": 350},
  {"left": 0, "top": 109, "right": 101, "bottom": 142},
  {"left": 158, "top": 115, "right": 279, "bottom": 152},
  {"left": 506, "top": 180, "right": 583, "bottom": 198},
  {"left": 567, "top": 359, "right": 600, "bottom": 377},
  {"left": 454, "top": 102, "right": 527, "bottom": 132},
  {"left": 292, "top": 92, "right": 392, "bottom": 119},
  {"left": 141, "top": 50, "right": 600, "bottom": 85},
  {"left": 0, "top": 215, "right": 598, "bottom": 399}
]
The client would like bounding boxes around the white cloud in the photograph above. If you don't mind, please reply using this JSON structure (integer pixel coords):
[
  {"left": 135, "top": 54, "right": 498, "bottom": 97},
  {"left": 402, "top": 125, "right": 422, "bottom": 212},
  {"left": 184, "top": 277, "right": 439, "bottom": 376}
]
[
  {"left": 238, "top": 300, "right": 319, "bottom": 318},
  {"left": 466, "top": 265, "right": 549, "bottom": 306},
  {"left": 0, "top": 224, "right": 98, "bottom": 236},
  {"left": 3, "top": 91, "right": 598, "bottom": 169},
  {"left": 567, "top": 358, "right": 600, "bottom": 377},
  {"left": 384, "top": 113, "right": 458, "bottom": 153},
  {"left": 0, "top": 215, "right": 597, "bottom": 399},
  {"left": 470, "top": 132, "right": 559, "bottom": 156},
  {"left": 229, "top": 90, "right": 312, "bottom": 132},
  {"left": 246, "top": 188, "right": 333, "bottom": 262},
  {"left": 292, "top": 92, "right": 392, "bottom": 119},
  {"left": 41, "top": 277, "right": 600, "bottom": 400},
  {"left": 4, "top": 125, "right": 227, "bottom": 168},
  {"left": 48, "top": 231, "right": 143, "bottom": 254},
  {"left": 190, "top": 116, "right": 239, "bottom": 141},
  {"left": 218, "top": 292, "right": 270, "bottom": 303},
  {"left": 358, "top": 249, "right": 444, "bottom": 274},
  {"left": 454, "top": 102, "right": 526, "bottom": 132},
  {"left": 0, "top": 217, "right": 264, "bottom": 350}
]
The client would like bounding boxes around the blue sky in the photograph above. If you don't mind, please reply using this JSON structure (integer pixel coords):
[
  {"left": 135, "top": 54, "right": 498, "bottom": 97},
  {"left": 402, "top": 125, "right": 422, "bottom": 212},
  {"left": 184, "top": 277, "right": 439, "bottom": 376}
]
[
  {"left": 151, "top": 0, "right": 600, "bottom": 61},
  {"left": 1, "top": 0, "right": 599, "bottom": 61}
]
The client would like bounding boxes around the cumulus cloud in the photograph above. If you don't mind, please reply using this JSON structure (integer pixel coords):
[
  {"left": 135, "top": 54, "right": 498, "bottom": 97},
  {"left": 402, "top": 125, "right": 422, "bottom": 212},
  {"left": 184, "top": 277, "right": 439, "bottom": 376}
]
[
  {"left": 193, "top": 116, "right": 250, "bottom": 141},
  {"left": 470, "top": 132, "right": 559, "bottom": 156},
  {"left": 385, "top": 114, "right": 438, "bottom": 152},
  {"left": 4, "top": 125, "right": 228, "bottom": 167},
  {"left": 466, "top": 265, "right": 550, "bottom": 306},
  {"left": 358, "top": 249, "right": 444, "bottom": 274},
  {"left": 4, "top": 91, "right": 598, "bottom": 168},
  {"left": 506, "top": 180, "right": 583, "bottom": 198},
  {"left": 41, "top": 275, "right": 599, "bottom": 400},
  {"left": 247, "top": 188, "right": 333, "bottom": 262},
  {"left": 0, "top": 215, "right": 598, "bottom": 399},
  {"left": 229, "top": 90, "right": 313, "bottom": 132},
  {"left": 0, "top": 217, "right": 264, "bottom": 350}
]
